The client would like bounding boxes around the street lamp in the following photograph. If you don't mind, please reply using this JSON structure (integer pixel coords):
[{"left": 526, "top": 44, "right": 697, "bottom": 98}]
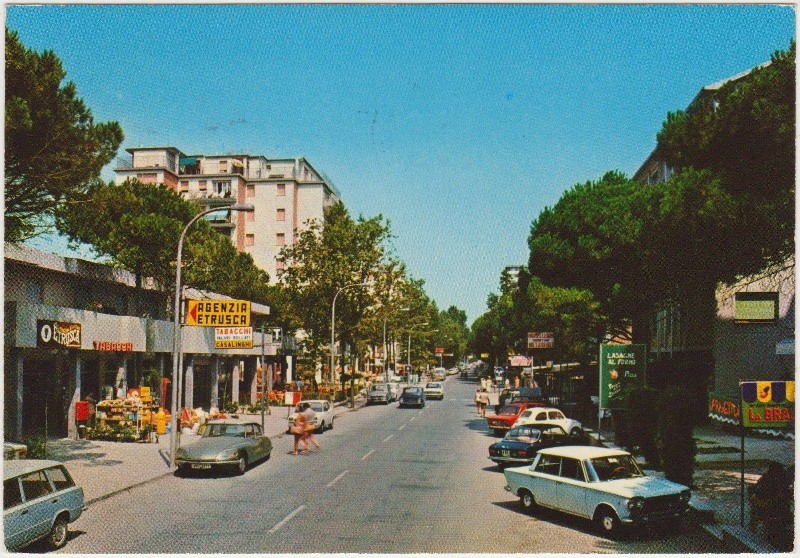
[
  {"left": 383, "top": 307, "right": 410, "bottom": 382},
  {"left": 407, "top": 322, "right": 429, "bottom": 383},
  {"left": 169, "top": 203, "right": 254, "bottom": 468},
  {"left": 330, "top": 281, "right": 372, "bottom": 385}
]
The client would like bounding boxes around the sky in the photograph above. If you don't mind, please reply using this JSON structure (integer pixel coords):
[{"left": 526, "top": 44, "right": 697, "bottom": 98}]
[{"left": 6, "top": 3, "right": 795, "bottom": 324}]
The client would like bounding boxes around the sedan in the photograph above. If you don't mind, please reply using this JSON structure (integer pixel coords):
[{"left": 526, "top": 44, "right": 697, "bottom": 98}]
[
  {"left": 488, "top": 423, "right": 584, "bottom": 468},
  {"left": 175, "top": 419, "right": 272, "bottom": 476},
  {"left": 287, "top": 399, "right": 335, "bottom": 431},
  {"left": 487, "top": 402, "right": 544, "bottom": 435},
  {"left": 504, "top": 446, "right": 691, "bottom": 537},
  {"left": 512, "top": 407, "right": 584, "bottom": 437},
  {"left": 398, "top": 386, "right": 426, "bottom": 408},
  {"left": 423, "top": 382, "right": 444, "bottom": 400},
  {"left": 367, "top": 384, "right": 392, "bottom": 405}
]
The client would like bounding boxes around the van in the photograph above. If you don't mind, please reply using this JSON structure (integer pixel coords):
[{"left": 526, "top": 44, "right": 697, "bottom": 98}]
[{"left": 4, "top": 459, "right": 85, "bottom": 551}]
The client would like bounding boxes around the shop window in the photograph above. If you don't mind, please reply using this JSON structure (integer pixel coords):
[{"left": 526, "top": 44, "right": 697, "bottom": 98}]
[{"left": 735, "top": 292, "right": 778, "bottom": 323}]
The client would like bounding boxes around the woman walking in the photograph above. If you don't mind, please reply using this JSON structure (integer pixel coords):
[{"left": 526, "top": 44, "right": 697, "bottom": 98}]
[{"left": 290, "top": 411, "right": 309, "bottom": 455}]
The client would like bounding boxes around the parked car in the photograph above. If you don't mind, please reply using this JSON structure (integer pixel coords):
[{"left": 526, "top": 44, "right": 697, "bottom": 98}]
[
  {"left": 367, "top": 383, "right": 393, "bottom": 405},
  {"left": 175, "top": 419, "right": 272, "bottom": 476},
  {"left": 287, "top": 399, "right": 335, "bottom": 431},
  {"left": 4, "top": 459, "right": 85, "bottom": 551},
  {"left": 504, "top": 446, "right": 691, "bottom": 537},
  {"left": 386, "top": 382, "right": 401, "bottom": 401},
  {"left": 489, "top": 423, "right": 588, "bottom": 468},
  {"left": 423, "top": 382, "right": 444, "bottom": 400},
  {"left": 487, "top": 401, "right": 545, "bottom": 435},
  {"left": 398, "top": 386, "right": 426, "bottom": 408},
  {"left": 513, "top": 407, "right": 584, "bottom": 437}
]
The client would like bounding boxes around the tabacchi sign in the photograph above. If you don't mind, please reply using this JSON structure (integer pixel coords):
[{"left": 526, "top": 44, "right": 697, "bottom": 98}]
[
  {"left": 214, "top": 327, "right": 254, "bottom": 349},
  {"left": 185, "top": 299, "right": 251, "bottom": 327}
]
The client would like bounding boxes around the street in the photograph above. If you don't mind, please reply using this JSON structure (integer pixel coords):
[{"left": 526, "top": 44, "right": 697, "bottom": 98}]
[{"left": 58, "top": 376, "right": 721, "bottom": 554}]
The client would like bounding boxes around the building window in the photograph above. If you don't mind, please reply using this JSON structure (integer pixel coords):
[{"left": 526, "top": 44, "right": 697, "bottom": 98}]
[
  {"left": 136, "top": 173, "right": 158, "bottom": 184},
  {"left": 212, "top": 181, "right": 232, "bottom": 197},
  {"left": 26, "top": 280, "right": 42, "bottom": 303},
  {"left": 198, "top": 180, "right": 207, "bottom": 190},
  {"left": 247, "top": 210, "right": 255, "bottom": 222},
  {"left": 246, "top": 184, "right": 255, "bottom": 197},
  {"left": 245, "top": 233, "right": 255, "bottom": 247},
  {"left": 734, "top": 292, "right": 778, "bottom": 323},
  {"left": 219, "top": 160, "right": 228, "bottom": 173},
  {"left": 266, "top": 164, "right": 272, "bottom": 171},
  {"left": 277, "top": 183, "right": 286, "bottom": 196},
  {"left": 180, "top": 180, "right": 189, "bottom": 192},
  {"left": 277, "top": 208, "right": 286, "bottom": 221},
  {"left": 276, "top": 233, "right": 285, "bottom": 246},
  {"left": 276, "top": 260, "right": 285, "bottom": 271}
]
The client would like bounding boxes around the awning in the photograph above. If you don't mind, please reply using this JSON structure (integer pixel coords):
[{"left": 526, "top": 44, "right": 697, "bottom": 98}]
[
  {"left": 776, "top": 337, "right": 795, "bottom": 355},
  {"left": 179, "top": 157, "right": 197, "bottom": 166}
]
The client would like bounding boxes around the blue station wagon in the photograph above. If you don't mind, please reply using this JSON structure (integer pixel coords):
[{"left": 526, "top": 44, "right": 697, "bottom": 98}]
[{"left": 4, "top": 459, "right": 85, "bottom": 551}]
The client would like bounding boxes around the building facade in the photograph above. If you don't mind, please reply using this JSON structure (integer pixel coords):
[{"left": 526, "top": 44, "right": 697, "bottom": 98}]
[
  {"left": 114, "top": 147, "right": 341, "bottom": 280},
  {"left": 4, "top": 243, "right": 279, "bottom": 441}
]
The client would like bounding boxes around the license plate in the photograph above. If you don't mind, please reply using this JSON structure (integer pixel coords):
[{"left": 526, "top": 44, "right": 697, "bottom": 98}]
[
  {"left": 501, "top": 450, "right": 510, "bottom": 457},
  {"left": 191, "top": 463, "right": 211, "bottom": 469}
]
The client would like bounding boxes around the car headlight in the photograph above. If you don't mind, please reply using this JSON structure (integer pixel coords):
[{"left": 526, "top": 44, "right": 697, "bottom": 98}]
[
  {"left": 217, "top": 448, "right": 240, "bottom": 461},
  {"left": 627, "top": 496, "right": 645, "bottom": 511},
  {"left": 679, "top": 490, "right": 691, "bottom": 503},
  {"left": 175, "top": 448, "right": 187, "bottom": 459}
]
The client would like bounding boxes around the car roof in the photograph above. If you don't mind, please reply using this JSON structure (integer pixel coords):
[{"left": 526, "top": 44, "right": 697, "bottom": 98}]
[
  {"left": 298, "top": 399, "right": 329, "bottom": 404},
  {"left": 522, "top": 407, "right": 563, "bottom": 414},
  {"left": 206, "top": 418, "right": 260, "bottom": 426},
  {"left": 512, "top": 422, "right": 565, "bottom": 430},
  {"left": 538, "top": 446, "right": 629, "bottom": 459},
  {"left": 4, "top": 459, "right": 66, "bottom": 479}
]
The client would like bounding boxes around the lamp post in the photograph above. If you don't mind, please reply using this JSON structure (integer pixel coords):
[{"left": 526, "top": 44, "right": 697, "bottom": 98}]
[
  {"left": 169, "top": 203, "right": 254, "bottom": 468},
  {"left": 330, "top": 282, "right": 372, "bottom": 385},
  {"left": 407, "top": 322, "right": 429, "bottom": 384},
  {"left": 383, "top": 307, "right": 410, "bottom": 382}
]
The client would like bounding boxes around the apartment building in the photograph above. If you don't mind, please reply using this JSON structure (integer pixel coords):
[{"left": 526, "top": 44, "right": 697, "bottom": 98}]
[
  {"left": 114, "top": 147, "right": 341, "bottom": 280},
  {"left": 633, "top": 62, "right": 795, "bottom": 431}
]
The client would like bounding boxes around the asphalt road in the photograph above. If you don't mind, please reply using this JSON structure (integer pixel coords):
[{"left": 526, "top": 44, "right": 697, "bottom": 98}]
[{"left": 58, "top": 375, "right": 722, "bottom": 553}]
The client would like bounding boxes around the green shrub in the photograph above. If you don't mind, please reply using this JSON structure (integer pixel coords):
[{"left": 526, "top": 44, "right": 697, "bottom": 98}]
[
  {"left": 23, "top": 435, "right": 47, "bottom": 458},
  {"left": 656, "top": 386, "right": 696, "bottom": 487}
]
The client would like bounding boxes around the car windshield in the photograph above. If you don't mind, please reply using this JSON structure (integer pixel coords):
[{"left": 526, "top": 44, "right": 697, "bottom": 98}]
[
  {"left": 499, "top": 405, "right": 522, "bottom": 415},
  {"left": 506, "top": 427, "right": 541, "bottom": 443},
  {"left": 371, "top": 385, "right": 388, "bottom": 392},
  {"left": 426, "top": 383, "right": 441, "bottom": 389},
  {"left": 591, "top": 454, "right": 644, "bottom": 481},
  {"left": 201, "top": 424, "right": 246, "bottom": 437},
  {"left": 404, "top": 387, "right": 422, "bottom": 394}
]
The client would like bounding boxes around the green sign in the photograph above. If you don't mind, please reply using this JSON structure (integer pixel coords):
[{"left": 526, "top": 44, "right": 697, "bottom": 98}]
[
  {"left": 741, "top": 381, "right": 795, "bottom": 428},
  {"left": 599, "top": 344, "right": 646, "bottom": 408}
]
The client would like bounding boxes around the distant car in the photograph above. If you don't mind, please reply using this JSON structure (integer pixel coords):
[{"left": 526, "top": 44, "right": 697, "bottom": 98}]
[
  {"left": 423, "top": 382, "right": 444, "bottom": 400},
  {"left": 489, "top": 423, "right": 585, "bottom": 468},
  {"left": 513, "top": 407, "right": 584, "bottom": 437},
  {"left": 433, "top": 367, "right": 447, "bottom": 381},
  {"left": 487, "top": 402, "right": 544, "bottom": 435},
  {"left": 4, "top": 459, "right": 85, "bottom": 551},
  {"left": 175, "top": 419, "right": 272, "bottom": 476},
  {"left": 398, "top": 386, "right": 426, "bottom": 408},
  {"left": 367, "top": 383, "right": 392, "bottom": 405},
  {"left": 387, "top": 382, "right": 401, "bottom": 401},
  {"left": 504, "top": 446, "right": 691, "bottom": 537},
  {"left": 287, "top": 399, "right": 334, "bottom": 431},
  {"left": 447, "top": 367, "right": 459, "bottom": 376}
]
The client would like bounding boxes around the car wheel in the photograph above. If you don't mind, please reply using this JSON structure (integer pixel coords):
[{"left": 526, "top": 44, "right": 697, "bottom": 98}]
[
  {"left": 328, "top": 419, "right": 334, "bottom": 430},
  {"left": 236, "top": 455, "right": 247, "bottom": 475},
  {"left": 47, "top": 514, "right": 69, "bottom": 549},
  {"left": 595, "top": 506, "right": 621, "bottom": 537},
  {"left": 569, "top": 427, "right": 582, "bottom": 437},
  {"left": 519, "top": 490, "right": 537, "bottom": 513}
]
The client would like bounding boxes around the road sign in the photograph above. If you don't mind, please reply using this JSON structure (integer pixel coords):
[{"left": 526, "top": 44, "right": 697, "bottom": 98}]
[
  {"left": 185, "top": 299, "right": 250, "bottom": 327},
  {"left": 528, "top": 332, "right": 554, "bottom": 348},
  {"left": 435, "top": 347, "right": 443, "bottom": 355},
  {"left": 214, "top": 327, "right": 254, "bottom": 349}
]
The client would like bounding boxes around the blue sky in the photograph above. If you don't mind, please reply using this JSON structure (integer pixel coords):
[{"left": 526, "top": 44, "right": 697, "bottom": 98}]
[{"left": 7, "top": 4, "right": 795, "bottom": 324}]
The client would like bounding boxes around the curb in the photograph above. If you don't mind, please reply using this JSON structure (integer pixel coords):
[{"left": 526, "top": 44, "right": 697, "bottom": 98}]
[{"left": 85, "top": 470, "right": 173, "bottom": 506}]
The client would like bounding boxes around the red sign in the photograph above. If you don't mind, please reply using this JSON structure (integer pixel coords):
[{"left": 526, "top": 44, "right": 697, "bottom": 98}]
[
  {"left": 528, "top": 332, "right": 554, "bottom": 349},
  {"left": 93, "top": 341, "right": 134, "bottom": 352},
  {"left": 435, "top": 347, "right": 444, "bottom": 355}
]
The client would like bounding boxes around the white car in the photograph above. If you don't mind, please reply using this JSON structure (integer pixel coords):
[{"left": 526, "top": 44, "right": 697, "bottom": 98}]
[
  {"left": 513, "top": 407, "right": 583, "bottom": 437},
  {"left": 287, "top": 399, "right": 334, "bottom": 432},
  {"left": 386, "top": 382, "right": 400, "bottom": 401},
  {"left": 504, "top": 446, "right": 691, "bottom": 537},
  {"left": 423, "top": 382, "right": 444, "bottom": 400}
]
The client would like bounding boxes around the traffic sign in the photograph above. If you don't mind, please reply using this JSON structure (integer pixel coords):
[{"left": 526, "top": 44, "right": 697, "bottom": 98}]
[{"left": 185, "top": 299, "right": 251, "bottom": 327}]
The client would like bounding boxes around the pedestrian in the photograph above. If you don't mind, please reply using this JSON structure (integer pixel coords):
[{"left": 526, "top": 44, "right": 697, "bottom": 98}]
[
  {"left": 478, "top": 389, "right": 490, "bottom": 417},
  {"left": 290, "top": 411, "right": 309, "bottom": 455},
  {"left": 301, "top": 402, "right": 321, "bottom": 451}
]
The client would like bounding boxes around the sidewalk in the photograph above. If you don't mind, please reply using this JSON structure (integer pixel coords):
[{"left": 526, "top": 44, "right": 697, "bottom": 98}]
[
  {"left": 42, "top": 397, "right": 363, "bottom": 505},
  {"left": 597, "top": 421, "right": 795, "bottom": 552}
]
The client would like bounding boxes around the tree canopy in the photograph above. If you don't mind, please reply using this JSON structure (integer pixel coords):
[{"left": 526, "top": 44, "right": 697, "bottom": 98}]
[{"left": 5, "top": 29, "right": 123, "bottom": 242}]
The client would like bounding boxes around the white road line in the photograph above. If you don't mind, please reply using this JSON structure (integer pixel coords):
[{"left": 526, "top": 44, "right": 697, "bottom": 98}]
[
  {"left": 268, "top": 505, "right": 306, "bottom": 534},
  {"left": 409, "top": 416, "right": 416, "bottom": 422},
  {"left": 382, "top": 434, "right": 394, "bottom": 443},
  {"left": 398, "top": 424, "right": 406, "bottom": 431},
  {"left": 361, "top": 448, "right": 376, "bottom": 460},
  {"left": 326, "top": 470, "right": 349, "bottom": 488}
]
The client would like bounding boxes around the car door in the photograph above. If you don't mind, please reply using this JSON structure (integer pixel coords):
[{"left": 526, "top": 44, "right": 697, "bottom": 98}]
[
  {"left": 530, "top": 454, "right": 562, "bottom": 509},
  {"left": 4, "top": 476, "right": 28, "bottom": 550},
  {"left": 254, "top": 423, "right": 272, "bottom": 458},
  {"left": 18, "top": 470, "right": 57, "bottom": 544},
  {"left": 554, "top": 457, "right": 590, "bottom": 518}
]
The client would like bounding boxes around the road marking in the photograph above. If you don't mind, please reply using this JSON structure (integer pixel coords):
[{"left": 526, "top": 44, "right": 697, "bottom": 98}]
[
  {"left": 326, "top": 470, "right": 349, "bottom": 488},
  {"left": 269, "top": 505, "right": 306, "bottom": 533},
  {"left": 398, "top": 424, "right": 406, "bottom": 431},
  {"left": 409, "top": 416, "right": 416, "bottom": 422},
  {"left": 361, "top": 448, "right": 376, "bottom": 460},
  {"left": 382, "top": 434, "right": 394, "bottom": 443}
]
